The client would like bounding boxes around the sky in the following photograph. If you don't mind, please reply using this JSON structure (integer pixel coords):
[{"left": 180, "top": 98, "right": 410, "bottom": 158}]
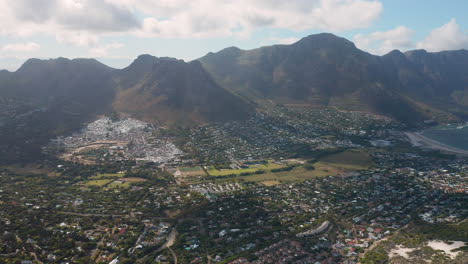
[{"left": 0, "top": 0, "right": 467, "bottom": 71}]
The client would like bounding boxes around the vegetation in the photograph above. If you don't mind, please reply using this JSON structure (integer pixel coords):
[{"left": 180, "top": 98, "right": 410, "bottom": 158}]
[{"left": 361, "top": 245, "right": 389, "bottom": 264}]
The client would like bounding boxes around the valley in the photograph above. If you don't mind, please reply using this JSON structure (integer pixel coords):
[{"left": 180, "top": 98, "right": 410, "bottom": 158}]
[
  {"left": 0, "top": 33, "right": 467, "bottom": 264},
  {"left": 0, "top": 105, "right": 467, "bottom": 264}
]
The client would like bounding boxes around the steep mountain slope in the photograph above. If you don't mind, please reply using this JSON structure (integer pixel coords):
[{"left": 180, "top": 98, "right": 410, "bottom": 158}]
[
  {"left": 2, "top": 58, "right": 114, "bottom": 100},
  {"left": 0, "top": 58, "right": 116, "bottom": 162},
  {"left": 0, "top": 56, "right": 254, "bottom": 162},
  {"left": 199, "top": 33, "right": 468, "bottom": 123},
  {"left": 386, "top": 49, "right": 468, "bottom": 116},
  {"left": 112, "top": 55, "right": 254, "bottom": 125},
  {"left": 2, "top": 33, "right": 468, "bottom": 163}
]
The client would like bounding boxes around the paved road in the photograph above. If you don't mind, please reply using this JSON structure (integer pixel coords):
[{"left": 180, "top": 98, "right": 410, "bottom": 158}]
[
  {"left": 156, "top": 228, "right": 177, "bottom": 252},
  {"left": 154, "top": 229, "right": 178, "bottom": 263}
]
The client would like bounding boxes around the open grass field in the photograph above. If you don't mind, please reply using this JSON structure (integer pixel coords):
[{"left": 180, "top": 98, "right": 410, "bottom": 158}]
[
  {"left": 241, "top": 165, "right": 336, "bottom": 183},
  {"left": 79, "top": 177, "right": 146, "bottom": 190},
  {"left": 319, "top": 149, "right": 373, "bottom": 170},
  {"left": 179, "top": 166, "right": 204, "bottom": 172},
  {"left": 82, "top": 179, "right": 114, "bottom": 186},
  {"left": 120, "top": 177, "right": 147, "bottom": 183},
  {"left": 89, "top": 173, "right": 125, "bottom": 179},
  {"left": 105, "top": 181, "right": 131, "bottom": 190},
  {"left": 260, "top": 180, "right": 281, "bottom": 186},
  {"left": 48, "top": 172, "right": 62, "bottom": 177},
  {"left": 194, "top": 165, "right": 332, "bottom": 185},
  {"left": 180, "top": 150, "right": 373, "bottom": 185},
  {"left": 207, "top": 162, "right": 284, "bottom": 176},
  {"left": 208, "top": 168, "right": 259, "bottom": 176},
  {"left": 177, "top": 166, "right": 206, "bottom": 177},
  {"left": 3, "top": 164, "right": 53, "bottom": 176}
]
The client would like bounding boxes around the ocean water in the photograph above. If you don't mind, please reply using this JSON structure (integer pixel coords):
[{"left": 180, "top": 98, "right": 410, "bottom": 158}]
[{"left": 421, "top": 123, "right": 468, "bottom": 151}]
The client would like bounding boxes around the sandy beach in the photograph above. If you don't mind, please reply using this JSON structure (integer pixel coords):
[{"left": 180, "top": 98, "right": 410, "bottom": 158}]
[{"left": 405, "top": 132, "right": 468, "bottom": 156}]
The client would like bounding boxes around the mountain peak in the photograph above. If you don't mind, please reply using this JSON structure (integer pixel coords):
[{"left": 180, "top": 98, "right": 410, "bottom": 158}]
[
  {"left": 17, "top": 58, "right": 66, "bottom": 73},
  {"left": 129, "top": 54, "right": 183, "bottom": 68},
  {"left": 294, "top": 33, "right": 357, "bottom": 49},
  {"left": 17, "top": 57, "right": 109, "bottom": 73},
  {"left": 404, "top": 49, "right": 428, "bottom": 57},
  {"left": 383, "top": 49, "right": 406, "bottom": 59},
  {"left": 208, "top": 46, "right": 242, "bottom": 58},
  {"left": 135, "top": 54, "right": 181, "bottom": 62},
  {"left": 385, "top": 49, "right": 403, "bottom": 56},
  {"left": 220, "top": 46, "right": 242, "bottom": 52}
]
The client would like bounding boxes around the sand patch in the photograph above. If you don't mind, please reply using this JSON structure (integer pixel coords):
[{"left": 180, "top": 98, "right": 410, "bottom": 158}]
[
  {"left": 427, "top": 240, "right": 466, "bottom": 259},
  {"left": 388, "top": 245, "right": 414, "bottom": 259}
]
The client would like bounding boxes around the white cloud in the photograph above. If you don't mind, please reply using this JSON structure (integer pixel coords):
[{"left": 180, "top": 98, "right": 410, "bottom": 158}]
[
  {"left": 134, "top": 0, "right": 383, "bottom": 38},
  {"left": 263, "top": 36, "right": 301, "bottom": 46},
  {"left": 88, "top": 42, "right": 124, "bottom": 57},
  {"left": 0, "top": 0, "right": 382, "bottom": 41},
  {"left": 276, "top": 37, "right": 301, "bottom": 45},
  {"left": 0, "top": 0, "right": 139, "bottom": 46},
  {"left": 417, "top": 19, "right": 468, "bottom": 52},
  {"left": 7, "top": 0, "right": 139, "bottom": 32},
  {"left": 2, "top": 42, "right": 40, "bottom": 52},
  {"left": 56, "top": 31, "right": 99, "bottom": 47},
  {"left": 354, "top": 20, "right": 468, "bottom": 55},
  {"left": 354, "top": 26, "right": 415, "bottom": 55}
]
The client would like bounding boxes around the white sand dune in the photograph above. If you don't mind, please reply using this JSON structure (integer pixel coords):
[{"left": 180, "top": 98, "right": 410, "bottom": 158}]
[
  {"left": 427, "top": 240, "right": 466, "bottom": 259},
  {"left": 388, "top": 246, "right": 413, "bottom": 259}
]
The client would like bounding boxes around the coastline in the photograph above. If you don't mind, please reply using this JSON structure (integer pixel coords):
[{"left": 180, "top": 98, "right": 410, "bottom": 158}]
[{"left": 405, "top": 132, "right": 468, "bottom": 156}]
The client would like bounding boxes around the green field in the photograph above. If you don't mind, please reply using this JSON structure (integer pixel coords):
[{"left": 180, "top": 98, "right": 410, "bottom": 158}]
[
  {"left": 3, "top": 164, "right": 54, "bottom": 176},
  {"left": 80, "top": 177, "right": 144, "bottom": 189},
  {"left": 182, "top": 150, "right": 373, "bottom": 185},
  {"left": 89, "top": 173, "right": 125, "bottom": 179},
  {"left": 238, "top": 163, "right": 339, "bottom": 184},
  {"left": 319, "top": 149, "right": 374, "bottom": 170},
  {"left": 179, "top": 166, "right": 204, "bottom": 172},
  {"left": 261, "top": 180, "right": 281, "bottom": 186},
  {"left": 82, "top": 179, "right": 114, "bottom": 186},
  {"left": 177, "top": 166, "right": 207, "bottom": 177},
  {"left": 105, "top": 181, "right": 131, "bottom": 190},
  {"left": 207, "top": 162, "right": 284, "bottom": 176}
]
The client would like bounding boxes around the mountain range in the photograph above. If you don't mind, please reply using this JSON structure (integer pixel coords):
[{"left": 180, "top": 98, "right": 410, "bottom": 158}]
[
  {"left": 200, "top": 33, "right": 468, "bottom": 123},
  {"left": 2, "top": 33, "right": 468, "bottom": 126},
  {"left": 1, "top": 33, "right": 468, "bottom": 161}
]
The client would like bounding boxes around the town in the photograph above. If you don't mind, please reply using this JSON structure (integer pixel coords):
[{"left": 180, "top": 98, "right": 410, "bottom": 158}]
[{"left": 0, "top": 106, "right": 466, "bottom": 264}]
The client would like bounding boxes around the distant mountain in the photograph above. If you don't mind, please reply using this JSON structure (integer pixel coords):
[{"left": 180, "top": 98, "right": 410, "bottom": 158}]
[
  {"left": 199, "top": 33, "right": 468, "bottom": 123},
  {"left": 2, "top": 33, "right": 468, "bottom": 162},
  {"left": 0, "top": 57, "right": 115, "bottom": 118},
  {"left": 0, "top": 55, "right": 253, "bottom": 126},
  {"left": 5, "top": 58, "right": 113, "bottom": 99},
  {"left": 0, "top": 58, "right": 117, "bottom": 162},
  {"left": 112, "top": 55, "right": 253, "bottom": 125},
  {"left": 0, "top": 56, "right": 253, "bottom": 162}
]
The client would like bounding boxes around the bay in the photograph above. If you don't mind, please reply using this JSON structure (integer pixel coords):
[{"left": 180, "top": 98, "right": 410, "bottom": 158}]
[{"left": 421, "top": 123, "right": 468, "bottom": 151}]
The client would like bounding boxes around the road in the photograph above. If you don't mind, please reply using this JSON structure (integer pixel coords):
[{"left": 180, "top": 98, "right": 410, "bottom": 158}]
[
  {"left": 168, "top": 246, "right": 178, "bottom": 264},
  {"left": 154, "top": 228, "right": 178, "bottom": 264},
  {"left": 156, "top": 228, "right": 178, "bottom": 253},
  {"left": 30, "top": 252, "right": 43, "bottom": 264}
]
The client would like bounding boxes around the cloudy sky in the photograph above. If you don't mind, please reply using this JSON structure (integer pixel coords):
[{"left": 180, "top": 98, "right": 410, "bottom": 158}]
[{"left": 0, "top": 0, "right": 467, "bottom": 70}]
